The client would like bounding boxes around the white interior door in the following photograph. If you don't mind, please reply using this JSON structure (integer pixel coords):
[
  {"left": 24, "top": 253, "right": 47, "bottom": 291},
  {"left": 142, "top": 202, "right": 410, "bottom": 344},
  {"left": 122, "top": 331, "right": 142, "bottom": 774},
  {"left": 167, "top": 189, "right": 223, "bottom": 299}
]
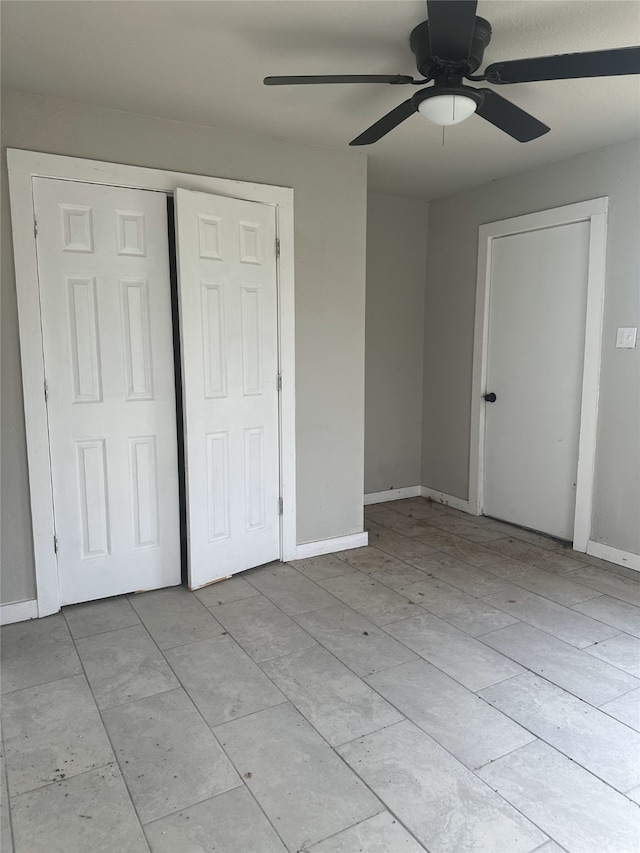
[
  {"left": 34, "top": 178, "right": 181, "bottom": 605},
  {"left": 483, "top": 220, "right": 590, "bottom": 540},
  {"left": 174, "top": 188, "right": 280, "bottom": 588}
]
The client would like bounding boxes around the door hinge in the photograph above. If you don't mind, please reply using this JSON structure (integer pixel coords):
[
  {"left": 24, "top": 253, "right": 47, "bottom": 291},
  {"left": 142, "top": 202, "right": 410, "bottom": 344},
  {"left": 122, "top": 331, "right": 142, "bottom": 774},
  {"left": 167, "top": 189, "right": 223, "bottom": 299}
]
[
  {"left": 44, "top": 379, "right": 49, "bottom": 402},
  {"left": 275, "top": 238, "right": 280, "bottom": 259},
  {"left": 53, "top": 535, "right": 58, "bottom": 554},
  {"left": 278, "top": 497, "right": 283, "bottom": 515},
  {"left": 277, "top": 373, "right": 282, "bottom": 392},
  {"left": 34, "top": 218, "right": 38, "bottom": 239}
]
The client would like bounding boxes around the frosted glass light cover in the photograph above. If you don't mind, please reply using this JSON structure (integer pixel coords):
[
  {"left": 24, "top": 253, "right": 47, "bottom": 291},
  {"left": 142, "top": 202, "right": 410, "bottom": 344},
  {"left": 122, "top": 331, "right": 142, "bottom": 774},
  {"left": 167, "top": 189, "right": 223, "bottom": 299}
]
[{"left": 417, "top": 94, "right": 477, "bottom": 126}]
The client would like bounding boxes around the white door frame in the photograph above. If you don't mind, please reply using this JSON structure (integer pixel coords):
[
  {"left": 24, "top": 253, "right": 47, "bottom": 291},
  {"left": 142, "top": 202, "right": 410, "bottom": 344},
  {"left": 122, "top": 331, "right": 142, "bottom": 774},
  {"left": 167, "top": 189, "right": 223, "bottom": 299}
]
[
  {"left": 7, "top": 148, "right": 297, "bottom": 617},
  {"left": 469, "top": 197, "right": 608, "bottom": 551}
]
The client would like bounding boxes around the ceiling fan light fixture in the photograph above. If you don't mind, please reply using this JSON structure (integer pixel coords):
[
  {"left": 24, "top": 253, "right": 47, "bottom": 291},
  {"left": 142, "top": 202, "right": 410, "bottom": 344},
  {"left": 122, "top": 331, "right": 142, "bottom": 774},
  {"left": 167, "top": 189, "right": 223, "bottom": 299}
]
[{"left": 417, "top": 93, "right": 478, "bottom": 125}]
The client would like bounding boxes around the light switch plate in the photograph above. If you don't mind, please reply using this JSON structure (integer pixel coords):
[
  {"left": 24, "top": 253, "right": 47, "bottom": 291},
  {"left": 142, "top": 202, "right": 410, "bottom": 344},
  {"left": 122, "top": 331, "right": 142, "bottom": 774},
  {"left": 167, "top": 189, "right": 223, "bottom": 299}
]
[{"left": 616, "top": 327, "right": 637, "bottom": 349}]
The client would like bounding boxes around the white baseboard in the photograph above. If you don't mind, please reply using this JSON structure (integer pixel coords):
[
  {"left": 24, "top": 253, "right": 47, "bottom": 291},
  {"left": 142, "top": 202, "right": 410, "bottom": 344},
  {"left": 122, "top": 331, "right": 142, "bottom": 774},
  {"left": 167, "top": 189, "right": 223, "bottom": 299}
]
[
  {"left": 364, "top": 484, "right": 477, "bottom": 516},
  {"left": 1, "top": 599, "right": 38, "bottom": 625},
  {"left": 295, "top": 532, "right": 368, "bottom": 560},
  {"left": 364, "top": 486, "right": 422, "bottom": 506},
  {"left": 586, "top": 540, "right": 640, "bottom": 572},
  {"left": 420, "top": 487, "right": 475, "bottom": 514}
]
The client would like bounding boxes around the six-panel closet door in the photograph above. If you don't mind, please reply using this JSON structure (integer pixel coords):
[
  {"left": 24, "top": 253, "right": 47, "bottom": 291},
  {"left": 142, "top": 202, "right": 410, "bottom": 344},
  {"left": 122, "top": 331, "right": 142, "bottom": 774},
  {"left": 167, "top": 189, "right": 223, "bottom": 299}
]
[
  {"left": 174, "top": 188, "right": 280, "bottom": 589},
  {"left": 33, "top": 178, "right": 181, "bottom": 605}
]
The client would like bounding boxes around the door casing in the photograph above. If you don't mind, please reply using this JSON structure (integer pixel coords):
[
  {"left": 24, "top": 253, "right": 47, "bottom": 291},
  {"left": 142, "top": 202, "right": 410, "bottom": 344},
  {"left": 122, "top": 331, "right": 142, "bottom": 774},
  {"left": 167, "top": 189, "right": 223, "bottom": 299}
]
[
  {"left": 7, "top": 148, "right": 296, "bottom": 618},
  {"left": 469, "top": 197, "right": 608, "bottom": 551}
]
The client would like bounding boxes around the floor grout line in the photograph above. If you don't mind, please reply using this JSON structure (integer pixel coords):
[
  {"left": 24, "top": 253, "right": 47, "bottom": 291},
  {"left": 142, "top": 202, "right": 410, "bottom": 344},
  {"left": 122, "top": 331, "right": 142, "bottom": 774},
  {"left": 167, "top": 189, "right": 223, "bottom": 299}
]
[
  {"left": 1, "top": 734, "right": 16, "bottom": 853},
  {"left": 5, "top": 760, "right": 119, "bottom": 803},
  {"left": 365, "top": 519, "right": 633, "bottom": 612},
  {"left": 68, "top": 624, "right": 153, "bottom": 853},
  {"left": 83, "top": 604, "right": 292, "bottom": 852},
  {"left": 147, "top": 598, "right": 312, "bottom": 852},
  {"left": 197, "top": 583, "right": 466, "bottom": 853},
  {"left": 242, "top": 586, "right": 560, "bottom": 848},
  {"left": 597, "top": 679, "right": 640, "bottom": 708}
]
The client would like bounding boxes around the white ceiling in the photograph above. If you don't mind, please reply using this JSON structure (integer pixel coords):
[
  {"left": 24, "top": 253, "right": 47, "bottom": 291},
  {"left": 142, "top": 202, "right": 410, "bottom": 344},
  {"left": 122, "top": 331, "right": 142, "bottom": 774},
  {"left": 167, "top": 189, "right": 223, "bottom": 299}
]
[{"left": 2, "top": 0, "right": 639, "bottom": 199}]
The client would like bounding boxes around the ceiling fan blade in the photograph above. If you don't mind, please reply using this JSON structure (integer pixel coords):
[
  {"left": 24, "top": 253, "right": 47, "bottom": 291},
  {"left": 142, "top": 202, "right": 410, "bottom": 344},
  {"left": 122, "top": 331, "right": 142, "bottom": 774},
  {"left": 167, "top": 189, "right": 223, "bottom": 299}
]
[
  {"left": 426, "top": 0, "right": 478, "bottom": 63},
  {"left": 484, "top": 46, "right": 640, "bottom": 84},
  {"left": 476, "top": 89, "right": 550, "bottom": 142},
  {"left": 264, "top": 74, "right": 415, "bottom": 86},
  {"left": 349, "top": 98, "right": 416, "bottom": 146}
]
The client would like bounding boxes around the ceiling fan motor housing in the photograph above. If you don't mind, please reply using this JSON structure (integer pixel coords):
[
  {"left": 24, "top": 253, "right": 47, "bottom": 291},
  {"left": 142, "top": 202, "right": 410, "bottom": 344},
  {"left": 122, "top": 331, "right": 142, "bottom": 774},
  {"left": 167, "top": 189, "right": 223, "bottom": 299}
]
[{"left": 410, "top": 16, "right": 492, "bottom": 75}]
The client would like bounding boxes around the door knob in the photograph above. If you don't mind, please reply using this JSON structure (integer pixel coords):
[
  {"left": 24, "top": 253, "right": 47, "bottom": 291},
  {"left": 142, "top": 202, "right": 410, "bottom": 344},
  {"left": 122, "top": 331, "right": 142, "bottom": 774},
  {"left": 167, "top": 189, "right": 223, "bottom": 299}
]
[{"left": 483, "top": 392, "right": 497, "bottom": 402}]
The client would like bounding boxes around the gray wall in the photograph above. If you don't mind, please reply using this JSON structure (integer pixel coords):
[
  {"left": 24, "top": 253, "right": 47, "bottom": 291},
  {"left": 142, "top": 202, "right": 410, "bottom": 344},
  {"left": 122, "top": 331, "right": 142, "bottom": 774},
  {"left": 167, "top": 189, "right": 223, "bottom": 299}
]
[
  {"left": 422, "top": 138, "right": 640, "bottom": 555},
  {"left": 365, "top": 193, "right": 428, "bottom": 494},
  {"left": 1, "top": 89, "right": 368, "bottom": 605}
]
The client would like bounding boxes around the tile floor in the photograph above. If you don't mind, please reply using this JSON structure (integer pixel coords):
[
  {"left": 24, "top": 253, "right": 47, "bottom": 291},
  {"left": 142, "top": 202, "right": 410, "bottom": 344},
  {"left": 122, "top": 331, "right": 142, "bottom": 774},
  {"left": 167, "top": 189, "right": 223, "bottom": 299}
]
[{"left": 2, "top": 497, "right": 640, "bottom": 852}]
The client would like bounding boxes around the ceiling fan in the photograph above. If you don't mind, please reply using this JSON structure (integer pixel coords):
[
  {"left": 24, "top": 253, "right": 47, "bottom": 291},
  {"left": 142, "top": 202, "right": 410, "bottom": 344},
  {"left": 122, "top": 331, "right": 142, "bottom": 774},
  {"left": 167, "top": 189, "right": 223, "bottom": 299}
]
[{"left": 264, "top": 0, "right": 640, "bottom": 144}]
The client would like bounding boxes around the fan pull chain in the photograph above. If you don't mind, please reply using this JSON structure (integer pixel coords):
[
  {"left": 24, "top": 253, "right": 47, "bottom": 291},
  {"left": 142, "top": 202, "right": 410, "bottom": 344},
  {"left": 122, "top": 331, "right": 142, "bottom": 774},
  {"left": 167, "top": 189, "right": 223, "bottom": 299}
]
[{"left": 442, "top": 91, "right": 457, "bottom": 146}]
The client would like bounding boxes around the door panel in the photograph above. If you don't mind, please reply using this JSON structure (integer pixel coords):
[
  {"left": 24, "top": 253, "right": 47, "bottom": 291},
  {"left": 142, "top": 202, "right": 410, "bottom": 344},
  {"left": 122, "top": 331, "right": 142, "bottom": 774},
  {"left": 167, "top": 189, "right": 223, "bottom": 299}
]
[
  {"left": 174, "top": 189, "right": 280, "bottom": 588},
  {"left": 34, "top": 178, "right": 180, "bottom": 605},
  {"left": 483, "top": 221, "right": 590, "bottom": 540}
]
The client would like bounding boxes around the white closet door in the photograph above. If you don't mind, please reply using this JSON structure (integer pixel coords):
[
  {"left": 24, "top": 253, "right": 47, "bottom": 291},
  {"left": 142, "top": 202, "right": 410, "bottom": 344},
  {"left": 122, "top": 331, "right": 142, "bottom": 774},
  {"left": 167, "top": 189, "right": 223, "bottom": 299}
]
[
  {"left": 174, "top": 188, "right": 280, "bottom": 589},
  {"left": 34, "top": 178, "right": 181, "bottom": 605}
]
